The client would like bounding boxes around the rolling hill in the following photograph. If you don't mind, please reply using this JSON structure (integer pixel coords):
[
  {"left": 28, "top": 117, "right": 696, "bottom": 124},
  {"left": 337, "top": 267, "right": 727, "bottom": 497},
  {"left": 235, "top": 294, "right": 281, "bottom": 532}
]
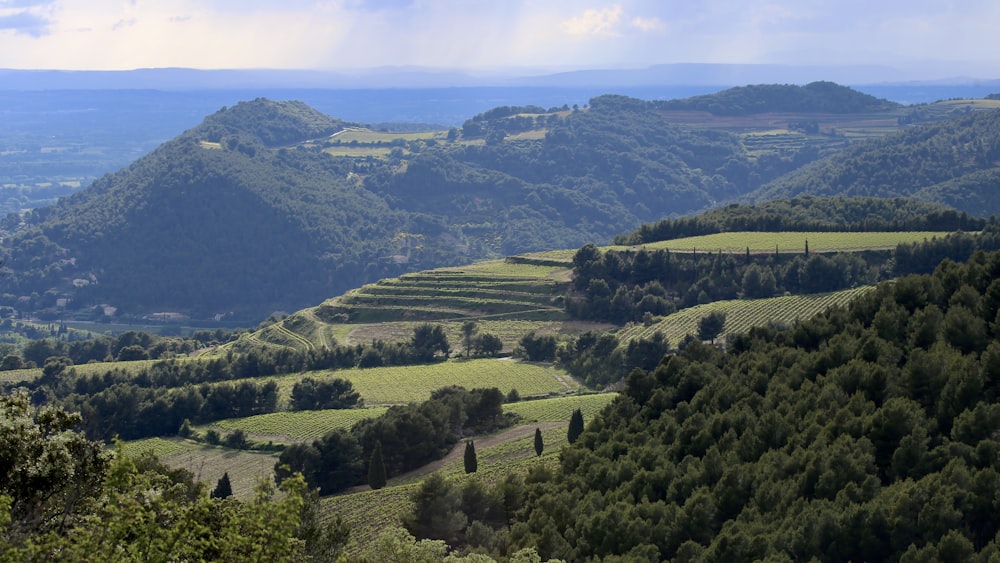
[
  {"left": 749, "top": 106, "right": 1000, "bottom": 214},
  {"left": 1, "top": 86, "right": 994, "bottom": 323}
]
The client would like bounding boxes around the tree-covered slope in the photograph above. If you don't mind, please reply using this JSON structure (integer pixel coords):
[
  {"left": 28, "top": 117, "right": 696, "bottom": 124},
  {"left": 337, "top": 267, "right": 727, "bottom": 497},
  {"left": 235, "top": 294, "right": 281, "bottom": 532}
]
[
  {"left": 615, "top": 196, "right": 983, "bottom": 245},
  {"left": 507, "top": 250, "right": 1000, "bottom": 561},
  {"left": 0, "top": 94, "right": 820, "bottom": 320},
  {"left": 0, "top": 100, "right": 445, "bottom": 320},
  {"left": 654, "top": 81, "right": 900, "bottom": 115},
  {"left": 749, "top": 109, "right": 1000, "bottom": 215}
]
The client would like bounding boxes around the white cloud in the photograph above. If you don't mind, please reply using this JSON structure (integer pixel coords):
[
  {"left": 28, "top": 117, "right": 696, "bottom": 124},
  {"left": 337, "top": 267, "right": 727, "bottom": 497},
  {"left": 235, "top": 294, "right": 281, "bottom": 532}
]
[
  {"left": 560, "top": 4, "right": 623, "bottom": 37},
  {"left": 630, "top": 16, "right": 664, "bottom": 33}
]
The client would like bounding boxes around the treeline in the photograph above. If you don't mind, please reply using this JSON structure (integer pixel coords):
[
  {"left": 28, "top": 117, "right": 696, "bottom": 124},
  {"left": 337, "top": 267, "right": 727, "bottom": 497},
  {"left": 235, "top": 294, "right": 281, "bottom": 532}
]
[
  {"left": 615, "top": 196, "right": 985, "bottom": 245},
  {"left": 2, "top": 328, "right": 234, "bottom": 369},
  {"left": 443, "top": 247, "right": 1000, "bottom": 561},
  {"left": 275, "top": 386, "right": 515, "bottom": 494},
  {"left": 14, "top": 323, "right": 451, "bottom": 441},
  {"left": 569, "top": 225, "right": 1000, "bottom": 326},
  {"left": 565, "top": 243, "right": 878, "bottom": 324},
  {"left": 654, "top": 81, "right": 899, "bottom": 115}
]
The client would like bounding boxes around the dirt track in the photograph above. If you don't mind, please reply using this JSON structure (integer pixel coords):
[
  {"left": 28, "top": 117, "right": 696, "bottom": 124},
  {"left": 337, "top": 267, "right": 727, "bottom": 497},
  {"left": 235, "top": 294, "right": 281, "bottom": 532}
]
[{"left": 345, "top": 422, "right": 565, "bottom": 493}]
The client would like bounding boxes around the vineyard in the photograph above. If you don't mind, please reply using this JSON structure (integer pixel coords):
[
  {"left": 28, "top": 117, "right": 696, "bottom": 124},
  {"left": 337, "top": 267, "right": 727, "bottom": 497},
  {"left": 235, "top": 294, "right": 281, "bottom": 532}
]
[
  {"left": 223, "top": 258, "right": 576, "bottom": 354},
  {"left": 249, "top": 357, "right": 580, "bottom": 406},
  {"left": 504, "top": 393, "right": 617, "bottom": 424},
  {"left": 613, "top": 231, "right": 958, "bottom": 254},
  {"left": 200, "top": 407, "right": 390, "bottom": 444},
  {"left": 120, "top": 437, "right": 279, "bottom": 499},
  {"left": 617, "top": 286, "right": 876, "bottom": 346}
]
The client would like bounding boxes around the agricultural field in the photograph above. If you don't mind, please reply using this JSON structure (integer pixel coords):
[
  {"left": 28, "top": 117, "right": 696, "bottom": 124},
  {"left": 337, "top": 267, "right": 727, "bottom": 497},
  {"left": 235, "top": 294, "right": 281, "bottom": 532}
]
[
  {"left": 0, "top": 368, "right": 37, "bottom": 384},
  {"left": 198, "top": 407, "right": 389, "bottom": 444},
  {"left": 232, "top": 258, "right": 576, "bottom": 353},
  {"left": 327, "top": 426, "right": 566, "bottom": 553},
  {"left": 614, "top": 231, "right": 959, "bottom": 254},
  {"left": 255, "top": 357, "right": 580, "bottom": 406},
  {"left": 505, "top": 393, "right": 617, "bottom": 424},
  {"left": 328, "top": 128, "right": 447, "bottom": 144},
  {"left": 617, "top": 286, "right": 875, "bottom": 346},
  {"left": 120, "top": 437, "right": 279, "bottom": 499}
]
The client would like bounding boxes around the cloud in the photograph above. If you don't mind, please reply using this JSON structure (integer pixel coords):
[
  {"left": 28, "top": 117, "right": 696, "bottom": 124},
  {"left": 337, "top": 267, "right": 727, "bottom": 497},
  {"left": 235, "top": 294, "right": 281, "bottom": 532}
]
[
  {"left": 630, "top": 16, "right": 664, "bottom": 33},
  {"left": 0, "top": 9, "right": 50, "bottom": 36},
  {"left": 560, "top": 4, "right": 623, "bottom": 37}
]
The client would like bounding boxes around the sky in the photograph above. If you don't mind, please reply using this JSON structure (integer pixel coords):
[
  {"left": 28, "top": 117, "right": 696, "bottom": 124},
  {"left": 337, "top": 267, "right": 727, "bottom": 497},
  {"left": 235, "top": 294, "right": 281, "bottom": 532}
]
[{"left": 0, "top": 0, "right": 998, "bottom": 79}]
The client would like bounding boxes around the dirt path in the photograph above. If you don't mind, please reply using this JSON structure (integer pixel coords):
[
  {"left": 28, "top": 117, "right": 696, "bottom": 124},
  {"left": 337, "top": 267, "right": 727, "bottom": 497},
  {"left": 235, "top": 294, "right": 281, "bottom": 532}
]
[{"left": 344, "top": 422, "right": 565, "bottom": 493}]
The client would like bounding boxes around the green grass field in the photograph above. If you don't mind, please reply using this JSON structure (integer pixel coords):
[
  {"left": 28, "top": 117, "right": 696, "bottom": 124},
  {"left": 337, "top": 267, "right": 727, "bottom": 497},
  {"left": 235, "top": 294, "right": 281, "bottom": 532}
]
[
  {"left": 613, "top": 231, "right": 959, "bottom": 254},
  {"left": 247, "top": 357, "right": 579, "bottom": 406},
  {"left": 199, "top": 407, "right": 389, "bottom": 444}
]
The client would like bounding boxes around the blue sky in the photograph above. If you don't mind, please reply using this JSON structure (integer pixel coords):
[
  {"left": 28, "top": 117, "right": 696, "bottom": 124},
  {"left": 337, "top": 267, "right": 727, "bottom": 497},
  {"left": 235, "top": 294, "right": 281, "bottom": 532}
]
[{"left": 0, "top": 0, "right": 997, "bottom": 79}]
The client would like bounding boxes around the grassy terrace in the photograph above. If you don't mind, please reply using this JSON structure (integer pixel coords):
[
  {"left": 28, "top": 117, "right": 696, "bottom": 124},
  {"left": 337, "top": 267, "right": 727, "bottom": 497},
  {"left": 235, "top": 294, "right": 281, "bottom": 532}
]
[{"left": 611, "top": 231, "right": 960, "bottom": 254}]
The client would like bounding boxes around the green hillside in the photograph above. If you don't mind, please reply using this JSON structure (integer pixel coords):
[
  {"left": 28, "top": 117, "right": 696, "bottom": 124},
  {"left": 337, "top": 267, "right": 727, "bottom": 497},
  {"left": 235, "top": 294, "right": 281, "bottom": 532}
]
[
  {"left": 654, "top": 81, "right": 899, "bottom": 115},
  {"left": 232, "top": 257, "right": 595, "bottom": 355},
  {"left": 1, "top": 84, "right": 931, "bottom": 323},
  {"left": 750, "top": 108, "right": 1000, "bottom": 215}
]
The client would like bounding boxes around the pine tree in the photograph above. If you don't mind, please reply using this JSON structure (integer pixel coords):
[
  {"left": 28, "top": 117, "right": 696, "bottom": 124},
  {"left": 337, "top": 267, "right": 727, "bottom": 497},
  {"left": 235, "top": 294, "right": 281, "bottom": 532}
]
[
  {"left": 368, "top": 440, "right": 387, "bottom": 490},
  {"left": 464, "top": 440, "right": 478, "bottom": 474},
  {"left": 211, "top": 471, "right": 233, "bottom": 499},
  {"left": 534, "top": 427, "right": 543, "bottom": 457},
  {"left": 568, "top": 408, "right": 584, "bottom": 444}
]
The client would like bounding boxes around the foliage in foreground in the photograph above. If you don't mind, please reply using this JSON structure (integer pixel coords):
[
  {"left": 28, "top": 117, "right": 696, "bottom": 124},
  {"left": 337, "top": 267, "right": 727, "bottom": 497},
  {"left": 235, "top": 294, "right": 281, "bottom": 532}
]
[{"left": 0, "top": 390, "right": 338, "bottom": 561}]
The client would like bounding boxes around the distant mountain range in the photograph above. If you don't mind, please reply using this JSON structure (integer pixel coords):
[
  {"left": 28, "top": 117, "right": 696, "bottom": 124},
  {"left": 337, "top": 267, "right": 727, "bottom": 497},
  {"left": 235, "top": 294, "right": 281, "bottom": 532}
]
[
  {"left": 1, "top": 82, "right": 997, "bottom": 323},
  {"left": 3, "top": 64, "right": 1000, "bottom": 90}
]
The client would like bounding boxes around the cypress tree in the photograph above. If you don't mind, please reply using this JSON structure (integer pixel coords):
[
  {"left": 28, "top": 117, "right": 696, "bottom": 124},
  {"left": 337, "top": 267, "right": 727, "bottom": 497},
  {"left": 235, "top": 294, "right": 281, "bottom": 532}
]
[
  {"left": 568, "top": 408, "right": 584, "bottom": 444},
  {"left": 534, "top": 427, "right": 543, "bottom": 457},
  {"left": 211, "top": 471, "right": 233, "bottom": 499},
  {"left": 464, "top": 440, "right": 477, "bottom": 474},
  {"left": 368, "top": 440, "right": 387, "bottom": 490}
]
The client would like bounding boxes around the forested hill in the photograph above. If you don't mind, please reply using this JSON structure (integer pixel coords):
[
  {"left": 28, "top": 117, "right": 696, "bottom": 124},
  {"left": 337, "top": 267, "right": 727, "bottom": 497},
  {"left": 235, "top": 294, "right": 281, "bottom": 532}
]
[
  {"left": 0, "top": 94, "right": 820, "bottom": 321},
  {"left": 749, "top": 109, "right": 1000, "bottom": 215},
  {"left": 1, "top": 88, "right": 996, "bottom": 322},
  {"left": 615, "top": 196, "right": 985, "bottom": 245},
  {"left": 654, "top": 81, "right": 899, "bottom": 115},
  {"left": 0, "top": 99, "right": 420, "bottom": 320},
  {"left": 509, "top": 249, "right": 1000, "bottom": 560}
]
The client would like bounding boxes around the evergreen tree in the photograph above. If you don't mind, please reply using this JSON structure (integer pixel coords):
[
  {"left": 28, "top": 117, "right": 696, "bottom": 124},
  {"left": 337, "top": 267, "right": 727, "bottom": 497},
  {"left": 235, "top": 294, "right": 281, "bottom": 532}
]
[
  {"left": 698, "top": 311, "right": 727, "bottom": 343},
  {"left": 211, "top": 472, "right": 233, "bottom": 499},
  {"left": 463, "top": 441, "right": 478, "bottom": 474},
  {"left": 568, "top": 409, "right": 584, "bottom": 444},
  {"left": 368, "top": 440, "right": 387, "bottom": 490},
  {"left": 534, "top": 427, "right": 544, "bottom": 456}
]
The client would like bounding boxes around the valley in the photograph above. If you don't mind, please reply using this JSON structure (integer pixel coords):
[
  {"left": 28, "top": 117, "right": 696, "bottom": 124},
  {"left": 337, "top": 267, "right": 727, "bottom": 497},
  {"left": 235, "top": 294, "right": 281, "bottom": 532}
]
[{"left": 4, "top": 81, "right": 1000, "bottom": 560}]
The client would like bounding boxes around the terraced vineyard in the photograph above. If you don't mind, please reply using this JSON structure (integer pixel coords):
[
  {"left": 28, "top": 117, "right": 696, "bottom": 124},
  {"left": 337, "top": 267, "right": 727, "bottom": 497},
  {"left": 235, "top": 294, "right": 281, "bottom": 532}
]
[
  {"left": 612, "top": 231, "right": 958, "bottom": 254},
  {"left": 228, "top": 258, "right": 576, "bottom": 354},
  {"left": 618, "top": 286, "right": 875, "bottom": 346}
]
